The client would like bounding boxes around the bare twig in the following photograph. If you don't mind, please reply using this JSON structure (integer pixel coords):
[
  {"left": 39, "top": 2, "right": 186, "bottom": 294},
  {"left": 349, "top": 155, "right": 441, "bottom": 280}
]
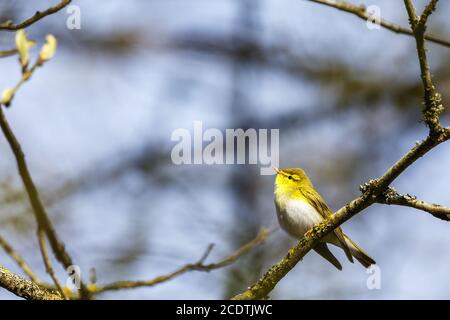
[
  {"left": 198, "top": 243, "right": 215, "bottom": 264},
  {"left": 0, "top": 0, "right": 72, "bottom": 31},
  {"left": 0, "top": 266, "right": 62, "bottom": 300},
  {"left": 378, "top": 187, "right": 450, "bottom": 221},
  {"left": 307, "top": 0, "right": 450, "bottom": 48},
  {"left": 404, "top": 0, "right": 443, "bottom": 134},
  {"left": 2, "top": 60, "right": 41, "bottom": 108},
  {"left": 0, "top": 234, "right": 41, "bottom": 284},
  {"left": 93, "top": 227, "right": 274, "bottom": 294},
  {"left": 37, "top": 228, "right": 67, "bottom": 300}
]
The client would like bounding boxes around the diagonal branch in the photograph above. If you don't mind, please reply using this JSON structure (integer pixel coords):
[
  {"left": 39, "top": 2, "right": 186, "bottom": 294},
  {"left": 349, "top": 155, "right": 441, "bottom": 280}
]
[
  {"left": 37, "top": 228, "right": 67, "bottom": 299},
  {"left": 0, "top": 0, "right": 72, "bottom": 31},
  {"left": 420, "top": 0, "right": 439, "bottom": 26},
  {"left": 93, "top": 227, "right": 274, "bottom": 294},
  {"left": 0, "top": 234, "right": 42, "bottom": 284},
  {"left": 2, "top": 59, "right": 42, "bottom": 108},
  {"left": 0, "top": 105, "right": 90, "bottom": 298},
  {"left": 307, "top": 0, "right": 450, "bottom": 48}
]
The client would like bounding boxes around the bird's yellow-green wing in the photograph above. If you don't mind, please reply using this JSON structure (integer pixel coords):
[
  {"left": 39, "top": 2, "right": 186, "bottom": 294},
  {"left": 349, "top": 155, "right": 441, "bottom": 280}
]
[
  {"left": 300, "top": 188, "right": 354, "bottom": 263},
  {"left": 300, "top": 188, "right": 332, "bottom": 219}
]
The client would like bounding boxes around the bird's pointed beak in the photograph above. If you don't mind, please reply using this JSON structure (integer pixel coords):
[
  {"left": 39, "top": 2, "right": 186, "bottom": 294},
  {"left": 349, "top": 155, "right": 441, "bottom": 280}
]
[{"left": 272, "top": 166, "right": 281, "bottom": 174}]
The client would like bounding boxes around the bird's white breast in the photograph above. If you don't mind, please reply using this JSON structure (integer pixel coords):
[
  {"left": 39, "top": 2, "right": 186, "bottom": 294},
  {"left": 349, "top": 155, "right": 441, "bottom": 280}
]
[{"left": 275, "top": 199, "right": 323, "bottom": 239}]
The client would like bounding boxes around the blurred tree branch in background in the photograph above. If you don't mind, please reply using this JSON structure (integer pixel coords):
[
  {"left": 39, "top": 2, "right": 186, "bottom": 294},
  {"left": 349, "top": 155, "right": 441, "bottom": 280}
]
[
  {"left": 92, "top": 227, "right": 274, "bottom": 295},
  {"left": 0, "top": 48, "right": 16, "bottom": 57},
  {"left": 37, "top": 228, "right": 68, "bottom": 299}
]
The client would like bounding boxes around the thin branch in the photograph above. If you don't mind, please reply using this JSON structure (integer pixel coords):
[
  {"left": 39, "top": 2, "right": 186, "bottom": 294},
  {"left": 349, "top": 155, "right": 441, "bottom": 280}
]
[
  {"left": 308, "top": 0, "right": 450, "bottom": 48},
  {"left": 93, "top": 227, "right": 274, "bottom": 294},
  {"left": 198, "top": 243, "right": 215, "bottom": 264},
  {"left": 0, "top": 234, "right": 42, "bottom": 284},
  {"left": 0, "top": 105, "right": 90, "bottom": 299},
  {"left": 37, "top": 228, "right": 67, "bottom": 300},
  {"left": 0, "top": 266, "right": 62, "bottom": 300},
  {"left": 404, "top": 0, "right": 443, "bottom": 134},
  {"left": 0, "top": 0, "right": 72, "bottom": 31},
  {"left": 2, "top": 60, "right": 41, "bottom": 108},
  {"left": 378, "top": 187, "right": 450, "bottom": 221},
  {"left": 420, "top": 0, "right": 439, "bottom": 26},
  {"left": 0, "top": 48, "right": 17, "bottom": 58}
]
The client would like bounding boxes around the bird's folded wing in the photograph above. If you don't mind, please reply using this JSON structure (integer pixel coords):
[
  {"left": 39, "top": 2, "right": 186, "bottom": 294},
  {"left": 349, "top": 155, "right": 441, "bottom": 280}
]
[{"left": 300, "top": 188, "right": 354, "bottom": 262}]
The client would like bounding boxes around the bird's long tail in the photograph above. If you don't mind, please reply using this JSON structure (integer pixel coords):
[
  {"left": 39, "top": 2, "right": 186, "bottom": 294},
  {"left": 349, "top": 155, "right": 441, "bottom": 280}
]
[
  {"left": 344, "top": 234, "right": 376, "bottom": 268},
  {"left": 314, "top": 242, "right": 343, "bottom": 270}
]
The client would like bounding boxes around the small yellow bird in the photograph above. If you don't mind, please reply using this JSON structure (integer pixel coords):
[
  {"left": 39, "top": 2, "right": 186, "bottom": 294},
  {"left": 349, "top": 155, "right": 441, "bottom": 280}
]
[{"left": 273, "top": 167, "right": 375, "bottom": 270}]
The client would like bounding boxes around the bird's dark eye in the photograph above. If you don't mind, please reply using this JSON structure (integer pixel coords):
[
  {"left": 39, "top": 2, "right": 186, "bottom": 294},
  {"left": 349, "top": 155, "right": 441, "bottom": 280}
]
[{"left": 288, "top": 175, "right": 292, "bottom": 180}]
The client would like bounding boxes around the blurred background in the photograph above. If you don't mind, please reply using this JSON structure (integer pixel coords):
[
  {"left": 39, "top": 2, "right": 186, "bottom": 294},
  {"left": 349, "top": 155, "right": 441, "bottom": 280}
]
[{"left": 0, "top": 0, "right": 450, "bottom": 299}]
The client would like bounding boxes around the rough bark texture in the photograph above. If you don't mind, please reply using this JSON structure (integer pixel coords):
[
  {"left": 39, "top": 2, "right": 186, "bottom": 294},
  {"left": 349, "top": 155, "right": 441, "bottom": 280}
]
[{"left": 0, "top": 267, "right": 62, "bottom": 300}]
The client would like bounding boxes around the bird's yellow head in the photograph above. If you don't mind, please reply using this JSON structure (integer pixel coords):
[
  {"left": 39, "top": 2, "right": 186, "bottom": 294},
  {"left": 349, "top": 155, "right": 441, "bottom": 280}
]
[{"left": 273, "top": 167, "right": 313, "bottom": 198}]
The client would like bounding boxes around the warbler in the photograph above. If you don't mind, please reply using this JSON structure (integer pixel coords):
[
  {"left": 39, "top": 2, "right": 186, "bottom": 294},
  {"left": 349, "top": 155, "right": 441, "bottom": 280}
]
[{"left": 273, "top": 167, "right": 375, "bottom": 270}]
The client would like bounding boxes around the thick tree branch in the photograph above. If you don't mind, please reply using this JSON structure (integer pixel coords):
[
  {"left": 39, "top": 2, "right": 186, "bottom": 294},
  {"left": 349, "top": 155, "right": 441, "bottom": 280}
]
[
  {"left": 93, "top": 227, "right": 273, "bottom": 294},
  {"left": 0, "top": 0, "right": 72, "bottom": 31},
  {"left": 308, "top": 0, "right": 450, "bottom": 48},
  {"left": 0, "top": 266, "right": 62, "bottom": 300}
]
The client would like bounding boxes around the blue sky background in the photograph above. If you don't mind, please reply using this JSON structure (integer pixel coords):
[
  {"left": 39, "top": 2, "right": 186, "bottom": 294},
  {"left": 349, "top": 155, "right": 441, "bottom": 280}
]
[{"left": 1, "top": 0, "right": 450, "bottom": 299}]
